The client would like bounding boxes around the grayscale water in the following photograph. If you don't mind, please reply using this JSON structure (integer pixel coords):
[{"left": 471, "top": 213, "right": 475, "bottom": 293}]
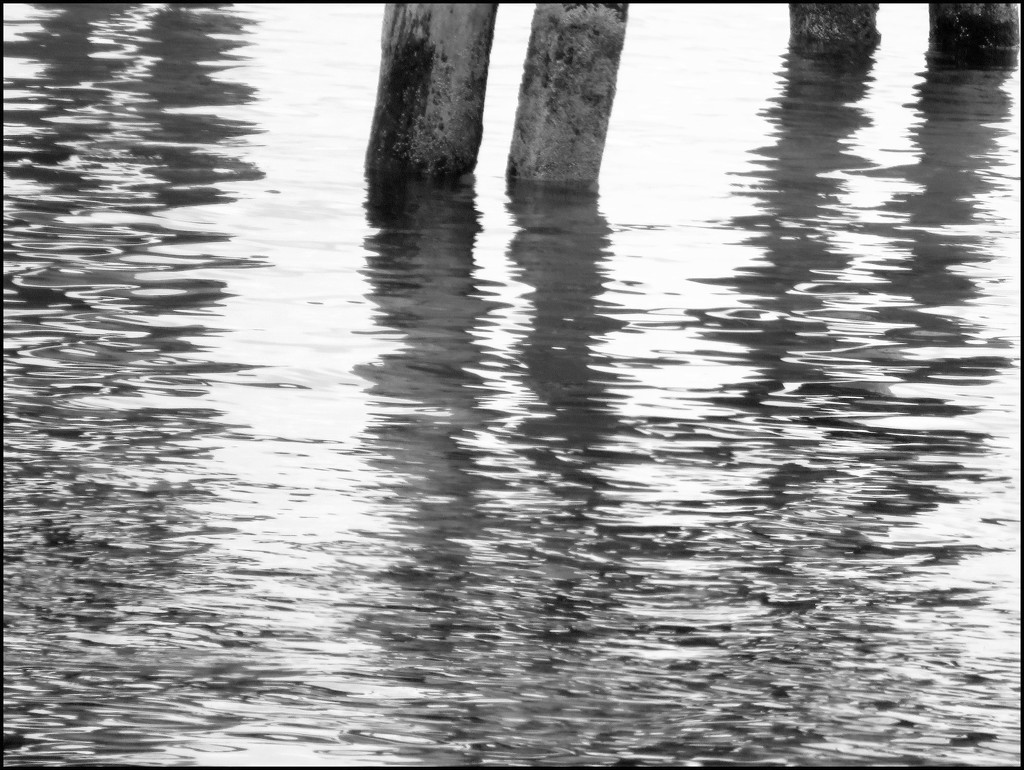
[{"left": 4, "top": 3, "right": 1020, "bottom": 766}]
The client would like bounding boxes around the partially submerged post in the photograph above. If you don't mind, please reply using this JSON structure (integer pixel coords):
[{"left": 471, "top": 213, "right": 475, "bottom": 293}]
[
  {"left": 788, "top": 3, "right": 880, "bottom": 54},
  {"left": 507, "top": 3, "right": 628, "bottom": 187},
  {"left": 928, "top": 3, "right": 1020, "bottom": 67},
  {"left": 366, "top": 4, "right": 497, "bottom": 180}
]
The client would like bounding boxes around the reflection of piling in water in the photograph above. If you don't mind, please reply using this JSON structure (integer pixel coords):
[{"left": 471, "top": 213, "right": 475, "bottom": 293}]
[
  {"left": 505, "top": 183, "right": 625, "bottom": 498},
  {"left": 880, "top": 59, "right": 1014, "bottom": 344},
  {"left": 788, "top": 3, "right": 880, "bottom": 55},
  {"left": 357, "top": 176, "right": 494, "bottom": 677},
  {"left": 365, "top": 4, "right": 497, "bottom": 180},
  {"left": 360, "top": 176, "right": 492, "bottom": 497},
  {"left": 928, "top": 3, "right": 1020, "bottom": 67},
  {"left": 717, "top": 37, "right": 1011, "bottom": 527},
  {"left": 507, "top": 4, "right": 628, "bottom": 186},
  {"left": 714, "top": 49, "right": 875, "bottom": 399},
  {"left": 903, "top": 55, "right": 1013, "bottom": 232}
]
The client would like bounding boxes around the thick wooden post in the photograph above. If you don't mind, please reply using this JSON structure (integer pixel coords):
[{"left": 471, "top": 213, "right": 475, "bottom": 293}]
[
  {"left": 366, "top": 4, "right": 497, "bottom": 180},
  {"left": 789, "top": 4, "right": 880, "bottom": 53},
  {"left": 929, "top": 4, "right": 1020, "bottom": 66},
  {"left": 507, "top": 3, "right": 628, "bottom": 187}
]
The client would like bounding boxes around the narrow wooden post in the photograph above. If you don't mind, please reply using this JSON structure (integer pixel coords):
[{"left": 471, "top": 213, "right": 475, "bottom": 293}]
[
  {"left": 366, "top": 4, "right": 497, "bottom": 180},
  {"left": 789, "top": 3, "right": 880, "bottom": 53},
  {"left": 929, "top": 3, "right": 1020, "bottom": 66},
  {"left": 507, "top": 3, "right": 628, "bottom": 187}
]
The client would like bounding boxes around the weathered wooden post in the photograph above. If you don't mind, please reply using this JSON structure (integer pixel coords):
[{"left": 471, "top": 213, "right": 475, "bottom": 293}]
[
  {"left": 929, "top": 3, "right": 1020, "bottom": 66},
  {"left": 789, "top": 3, "right": 880, "bottom": 53},
  {"left": 366, "top": 4, "right": 497, "bottom": 180},
  {"left": 507, "top": 3, "right": 628, "bottom": 187}
]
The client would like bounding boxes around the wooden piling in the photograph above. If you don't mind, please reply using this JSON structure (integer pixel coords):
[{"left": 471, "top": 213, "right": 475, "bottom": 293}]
[
  {"left": 366, "top": 3, "right": 497, "bottom": 180},
  {"left": 507, "top": 3, "right": 628, "bottom": 187},
  {"left": 929, "top": 3, "right": 1020, "bottom": 67},
  {"left": 789, "top": 4, "right": 880, "bottom": 54}
]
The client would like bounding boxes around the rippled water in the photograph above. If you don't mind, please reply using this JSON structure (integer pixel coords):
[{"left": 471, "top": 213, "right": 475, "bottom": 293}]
[{"left": 4, "top": 3, "right": 1020, "bottom": 766}]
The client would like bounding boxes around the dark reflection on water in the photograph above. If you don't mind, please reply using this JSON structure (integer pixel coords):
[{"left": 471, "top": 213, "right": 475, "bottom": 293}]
[
  {"left": 353, "top": 177, "right": 498, "bottom": 764},
  {"left": 5, "top": 3, "right": 265, "bottom": 765},
  {"left": 357, "top": 173, "right": 497, "bottom": 621},
  {"left": 705, "top": 50, "right": 1008, "bottom": 517},
  {"left": 507, "top": 185, "right": 632, "bottom": 505},
  {"left": 710, "top": 49, "right": 1016, "bottom": 517},
  {"left": 353, "top": 182, "right": 662, "bottom": 764}
]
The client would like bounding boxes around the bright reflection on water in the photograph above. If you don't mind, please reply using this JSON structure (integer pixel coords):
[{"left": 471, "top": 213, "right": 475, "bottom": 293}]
[{"left": 4, "top": 3, "right": 1020, "bottom": 767}]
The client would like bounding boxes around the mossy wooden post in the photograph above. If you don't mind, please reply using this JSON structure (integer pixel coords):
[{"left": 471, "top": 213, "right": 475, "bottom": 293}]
[
  {"left": 789, "top": 4, "right": 880, "bottom": 53},
  {"left": 507, "top": 3, "right": 628, "bottom": 187},
  {"left": 929, "top": 4, "right": 1020, "bottom": 66},
  {"left": 366, "top": 4, "right": 497, "bottom": 180}
]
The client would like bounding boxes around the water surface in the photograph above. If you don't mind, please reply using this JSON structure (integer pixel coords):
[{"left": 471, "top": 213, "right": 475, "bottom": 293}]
[{"left": 4, "top": 3, "right": 1020, "bottom": 766}]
